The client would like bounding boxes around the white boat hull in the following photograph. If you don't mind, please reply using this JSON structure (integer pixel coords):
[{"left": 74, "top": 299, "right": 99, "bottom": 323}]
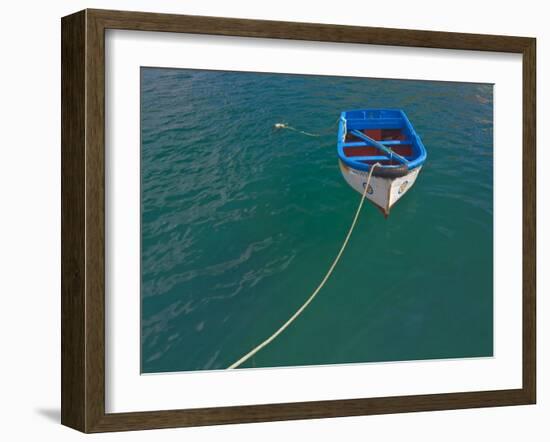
[{"left": 338, "top": 160, "right": 422, "bottom": 216}]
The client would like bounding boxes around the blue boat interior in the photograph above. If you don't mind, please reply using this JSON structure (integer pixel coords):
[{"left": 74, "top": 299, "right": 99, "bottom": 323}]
[{"left": 337, "top": 109, "right": 427, "bottom": 172}]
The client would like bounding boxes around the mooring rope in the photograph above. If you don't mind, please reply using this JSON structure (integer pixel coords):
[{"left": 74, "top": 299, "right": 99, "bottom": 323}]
[
  {"left": 228, "top": 163, "right": 380, "bottom": 369},
  {"left": 273, "top": 123, "right": 321, "bottom": 137},
  {"left": 273, "top": 119, "right": 340, "bottom": 138}
]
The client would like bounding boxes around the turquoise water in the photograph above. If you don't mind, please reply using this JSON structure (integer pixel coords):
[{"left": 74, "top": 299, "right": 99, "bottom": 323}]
[{"left": 141, "top": 68, "right": 493, "bottom": 373}]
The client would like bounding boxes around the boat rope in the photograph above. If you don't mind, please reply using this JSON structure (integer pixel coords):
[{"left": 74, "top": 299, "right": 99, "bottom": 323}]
[
  {"left": 273, "top": 123, "right": 321, "bottom": 137},
  {"left": 273, "top": 118, "right": 340, "bottom": 137},
  {"left": 228, "top": 163, "right": 380, "bottom": 369}
]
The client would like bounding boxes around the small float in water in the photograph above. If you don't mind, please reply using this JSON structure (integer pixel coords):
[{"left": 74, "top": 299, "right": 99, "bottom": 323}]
[{"left": 337, "top": 109, "right": 427, "bottom": 216}]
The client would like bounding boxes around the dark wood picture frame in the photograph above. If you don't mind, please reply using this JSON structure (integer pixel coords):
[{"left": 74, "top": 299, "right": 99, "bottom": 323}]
[{"left": 61, "top": 8, "right": 536, "bottom": 433}]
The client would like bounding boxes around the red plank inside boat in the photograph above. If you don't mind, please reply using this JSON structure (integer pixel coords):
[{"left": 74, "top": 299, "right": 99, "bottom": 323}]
[
  {"left": 345, "top": 128, "right": 406, "bottom": 142},
  {"left": 344, "top": 145, "right": 413, "bottom": 157},
  {"left": 344, "top": 146, "right": 378, "bottom": 157}
]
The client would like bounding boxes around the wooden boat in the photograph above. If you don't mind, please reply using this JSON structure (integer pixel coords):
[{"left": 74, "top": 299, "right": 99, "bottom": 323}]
[{"left": 337, "top": 109, "right": 427, "bottom": 216}]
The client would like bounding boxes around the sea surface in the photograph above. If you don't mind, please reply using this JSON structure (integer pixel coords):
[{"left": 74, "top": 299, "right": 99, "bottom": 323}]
[{"left": 141, "top": 68, "right": 493, "bottom": 373}]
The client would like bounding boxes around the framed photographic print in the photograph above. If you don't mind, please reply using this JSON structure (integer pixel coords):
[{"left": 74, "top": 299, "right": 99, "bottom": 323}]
[{"left": 61, "top": 9, "right": 536, "bottom": 433}]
